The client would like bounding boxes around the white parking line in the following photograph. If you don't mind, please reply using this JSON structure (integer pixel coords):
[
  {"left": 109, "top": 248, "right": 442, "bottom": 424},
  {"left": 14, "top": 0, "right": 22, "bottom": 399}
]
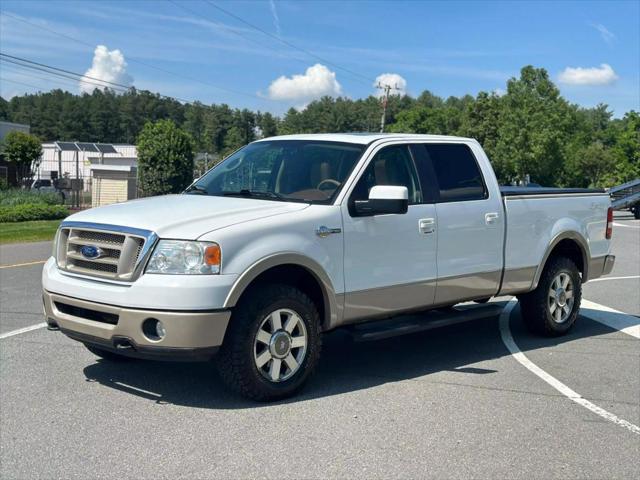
[
  {"left": 613, "top": 222, "right": 639, "bottom": 229},
  {"left": 589, "top": 275, "right": 640, "bottom": 283},
  {"left": 499, "top": 300, "right": 640, "bottom": 435},
  {"left": 0, "top": 323, "right": 47, "bottom": 340},
  {"left": 580, "top": 299, "right": 639, "bottom": 339}
]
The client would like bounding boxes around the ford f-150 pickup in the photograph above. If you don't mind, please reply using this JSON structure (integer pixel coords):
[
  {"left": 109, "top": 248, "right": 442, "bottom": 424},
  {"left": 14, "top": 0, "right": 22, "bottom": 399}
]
[{"left": 42, "top": 133, "right": 615, "bottom": 401}]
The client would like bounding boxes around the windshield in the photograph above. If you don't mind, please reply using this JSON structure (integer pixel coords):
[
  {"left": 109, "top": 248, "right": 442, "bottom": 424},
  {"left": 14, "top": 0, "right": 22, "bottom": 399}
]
[{"left": 187, "top": 140, "right": 365, "bottom": 203}]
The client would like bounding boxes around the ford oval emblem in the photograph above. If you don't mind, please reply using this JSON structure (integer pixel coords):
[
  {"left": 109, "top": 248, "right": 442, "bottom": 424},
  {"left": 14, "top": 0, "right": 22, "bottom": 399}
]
[{"left": 80, "top": 245, "right": 105, "bottom": 259}]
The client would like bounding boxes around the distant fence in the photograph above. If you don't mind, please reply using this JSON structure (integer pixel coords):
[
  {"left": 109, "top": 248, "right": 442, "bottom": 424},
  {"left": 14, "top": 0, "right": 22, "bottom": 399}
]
[
  {"left": 32, "top": 155, "right": 140, "bottom": 209},
  {"left": 32, "top": 155, "right": 213, "bottom": 209}
]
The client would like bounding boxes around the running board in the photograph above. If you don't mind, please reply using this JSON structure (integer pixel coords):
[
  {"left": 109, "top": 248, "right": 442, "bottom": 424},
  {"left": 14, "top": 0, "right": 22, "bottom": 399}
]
[{"left": 348, "top": 303, "right": 504, "bottom": 342}]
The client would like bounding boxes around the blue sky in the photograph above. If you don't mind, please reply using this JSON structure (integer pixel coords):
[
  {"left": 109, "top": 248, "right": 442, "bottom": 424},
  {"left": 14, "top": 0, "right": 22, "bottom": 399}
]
[{"left": 1, "top": 0, "right": 638, "bottom": 116}]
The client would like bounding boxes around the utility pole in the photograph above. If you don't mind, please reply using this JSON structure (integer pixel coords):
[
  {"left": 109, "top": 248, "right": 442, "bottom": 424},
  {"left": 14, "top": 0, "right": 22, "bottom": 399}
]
[{"left": 376, "top": 82, "right": 401, "bottom": 133}]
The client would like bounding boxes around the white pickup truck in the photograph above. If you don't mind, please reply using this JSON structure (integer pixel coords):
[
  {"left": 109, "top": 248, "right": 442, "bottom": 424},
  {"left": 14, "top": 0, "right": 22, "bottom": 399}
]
[{"left": 42, "top": 133, "right": 615, "bottom": 401}]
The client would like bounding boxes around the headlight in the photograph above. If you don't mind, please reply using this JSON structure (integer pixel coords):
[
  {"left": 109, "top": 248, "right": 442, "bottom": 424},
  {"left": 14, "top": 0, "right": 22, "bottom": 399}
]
[{"left": 146, "top": 240, "right": 221, "bottom": 275}]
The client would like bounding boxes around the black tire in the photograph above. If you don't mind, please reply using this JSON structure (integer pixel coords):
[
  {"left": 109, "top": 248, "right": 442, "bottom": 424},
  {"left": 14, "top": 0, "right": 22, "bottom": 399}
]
[
  {"left": 217, "top": 284, "right": 322, "bottom": 402},
  {"left": 518, "top": 256, "right": 582, "bottom": 337},
  {"left": 85, "top": 344, "right": 133, "bottom": 362},
  {"left": 633, "top": 205, "right": 640, "bottom": 220}
]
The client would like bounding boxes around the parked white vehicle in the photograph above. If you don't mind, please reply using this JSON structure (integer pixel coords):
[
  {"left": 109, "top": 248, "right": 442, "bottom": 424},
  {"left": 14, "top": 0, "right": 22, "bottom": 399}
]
[{"left": 42, "top": 134, "right": 615, "bottom": 401}]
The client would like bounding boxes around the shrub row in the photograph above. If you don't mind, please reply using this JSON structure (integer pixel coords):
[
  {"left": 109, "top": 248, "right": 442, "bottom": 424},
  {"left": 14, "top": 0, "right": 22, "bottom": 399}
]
[
  {"left": 0, "top": 204, "right": 69, "bottom": 223},
  {"left": 0, "top": 189, "right": 64, "bottom": 206}
]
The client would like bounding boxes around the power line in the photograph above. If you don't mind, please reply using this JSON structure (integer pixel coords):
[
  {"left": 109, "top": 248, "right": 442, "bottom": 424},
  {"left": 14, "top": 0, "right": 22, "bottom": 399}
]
[
  {"left": 1, "top": 53, "right": 133, "bottom": 90},
  {"left": 1, "top": 55, "right": 136, "bottom": 95},
  {"left": 1, "top": 59, "right": 130, "bottom": 93},
  {"left": 1, "top": 61, "right": 124, "bottom": 93},
  {"left": 202, "top": 0, "right": 375, "bottom": 85},
  {"left": 0, "top": 11, "right": 266, "bottom": 101},
  {"left": 0, "top": 54, "right": 198, "bottom": 103}
]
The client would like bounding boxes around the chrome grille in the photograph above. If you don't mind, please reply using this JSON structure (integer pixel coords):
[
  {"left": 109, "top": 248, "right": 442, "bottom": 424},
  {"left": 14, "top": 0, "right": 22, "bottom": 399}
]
[
  {"left": 77, "top": 230, "right": 125, "bottom": 245},
  {"left": 71, "top": 259, "right": 118, "bottom": 274},
  {"left": 56, "top": 222, "right": 156, "bottom": 281}
]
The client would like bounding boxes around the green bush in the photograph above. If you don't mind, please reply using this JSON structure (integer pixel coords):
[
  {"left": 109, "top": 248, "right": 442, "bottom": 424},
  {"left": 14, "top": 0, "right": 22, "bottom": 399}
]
[
  {"left": 137, "top": 119, "right": 195, "bottom": 196},
  {"left": 0, "top": 204, "right": 69, "bottom": 223},
  {"left": 0, "top": 189, "right": 64, "bottom": 206}
]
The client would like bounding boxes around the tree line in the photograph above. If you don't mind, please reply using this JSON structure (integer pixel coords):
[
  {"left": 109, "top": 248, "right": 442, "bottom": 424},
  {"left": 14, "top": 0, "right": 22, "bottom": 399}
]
[{"left": 1, "top": 66, "right": 638, "bottom": 188}]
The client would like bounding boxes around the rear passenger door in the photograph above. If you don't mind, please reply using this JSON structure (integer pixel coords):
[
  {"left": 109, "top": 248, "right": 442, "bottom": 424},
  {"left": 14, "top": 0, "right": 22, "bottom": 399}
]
[{"left": 411, "top": 143, "right": 504, "bottom": 305}]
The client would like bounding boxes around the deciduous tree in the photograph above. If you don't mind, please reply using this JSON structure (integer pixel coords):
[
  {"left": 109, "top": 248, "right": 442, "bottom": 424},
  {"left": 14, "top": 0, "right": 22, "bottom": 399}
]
[{"left": 136, "top": 120, "right": 194, "bottom": 196}]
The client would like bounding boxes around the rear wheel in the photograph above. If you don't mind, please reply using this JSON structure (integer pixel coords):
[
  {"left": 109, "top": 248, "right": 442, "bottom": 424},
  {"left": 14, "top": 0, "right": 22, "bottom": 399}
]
[
  {"left": 632, "top": 205, "right": 640, "bottom": 219},
  {"left": 518, "top": 256, "right": 582, "bottom": 336},
  {"left": 84, "top": 344, "right": 133, "bottom": 362},
  {"left": 217, "top": 284, "right": 322, "bottom": 401}
]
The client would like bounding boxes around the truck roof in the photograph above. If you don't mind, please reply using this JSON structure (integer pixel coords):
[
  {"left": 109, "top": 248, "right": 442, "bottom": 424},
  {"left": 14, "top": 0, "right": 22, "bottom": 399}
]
[{"left": 254, "top": 133, "right": 475, "bottom": 145}]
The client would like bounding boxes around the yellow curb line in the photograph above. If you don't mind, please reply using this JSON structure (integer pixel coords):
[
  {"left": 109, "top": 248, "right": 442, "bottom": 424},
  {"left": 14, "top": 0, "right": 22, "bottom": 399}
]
[{"left": 0, "top": 260, "right": 47, "bottom": 269}]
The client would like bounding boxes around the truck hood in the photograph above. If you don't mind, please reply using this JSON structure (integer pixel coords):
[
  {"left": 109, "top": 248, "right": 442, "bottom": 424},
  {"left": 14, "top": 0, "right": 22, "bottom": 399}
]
[{"left": 65, "top": 194, "right": 309, "bottom": 239}]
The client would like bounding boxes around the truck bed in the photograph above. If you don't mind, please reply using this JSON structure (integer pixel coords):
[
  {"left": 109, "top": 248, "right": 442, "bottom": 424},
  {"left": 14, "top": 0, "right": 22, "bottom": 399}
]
[
  {"left": 500, "top": 186, "right": 605, "bottom": 197},
  {"left": 499, "top": 187, "right": 610, "bottom": 293}
]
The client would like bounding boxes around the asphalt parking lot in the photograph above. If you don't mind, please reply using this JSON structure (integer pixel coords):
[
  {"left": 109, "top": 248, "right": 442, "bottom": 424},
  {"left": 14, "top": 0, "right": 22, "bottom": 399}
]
[{"left": 1, "top": 213, "right": 638, "bottom": 479}]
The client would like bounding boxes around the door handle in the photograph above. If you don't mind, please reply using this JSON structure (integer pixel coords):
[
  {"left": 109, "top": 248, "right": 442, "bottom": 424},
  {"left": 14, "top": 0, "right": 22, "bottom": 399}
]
[
  {"left": 485, "top": 212, "right": 499, "bottom": 225},
  {"left": 315, "top": 226, "right": 342, "bottom": 238},
  {"left": 419, "top": 218, "right": 435, "bottom": 234}
]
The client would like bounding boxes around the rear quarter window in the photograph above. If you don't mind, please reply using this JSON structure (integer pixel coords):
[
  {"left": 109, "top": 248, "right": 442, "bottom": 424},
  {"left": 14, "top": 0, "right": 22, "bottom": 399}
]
[{"left": 423, "top": 144, "right": 488, "bottom": 202}]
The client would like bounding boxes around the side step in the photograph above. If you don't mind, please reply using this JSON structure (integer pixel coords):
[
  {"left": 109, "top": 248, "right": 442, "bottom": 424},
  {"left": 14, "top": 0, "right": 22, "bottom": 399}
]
[{"left": 348, "top": 303, "right": 504, "bottom": 342}]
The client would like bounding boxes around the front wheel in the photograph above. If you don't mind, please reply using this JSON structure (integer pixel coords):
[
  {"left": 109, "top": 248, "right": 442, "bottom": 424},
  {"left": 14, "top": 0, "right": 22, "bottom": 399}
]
[
  {"left": 217, "top": 284, "right": 322, "bottom": 401},
  {"left": 518, "top": 256, "right": 582, "bottom": 336}
]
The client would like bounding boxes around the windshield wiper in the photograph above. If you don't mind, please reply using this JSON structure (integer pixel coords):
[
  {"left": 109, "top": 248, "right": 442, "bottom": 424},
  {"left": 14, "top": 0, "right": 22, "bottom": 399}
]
[
  {"left": 222, "top": 189, "right": 284, "bottom": 200},
  {"left": 184, "top": 184, "right": 209, "bottom": 195}
]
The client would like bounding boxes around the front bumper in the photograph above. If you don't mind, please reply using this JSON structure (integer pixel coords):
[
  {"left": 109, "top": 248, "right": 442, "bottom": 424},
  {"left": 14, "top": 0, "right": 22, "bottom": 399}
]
[
  {"left": 43, "top": 290, "right": 231, "bottom": 361},
  {"left": 42, "top": 257, "right": 238, "bottom": 311}
]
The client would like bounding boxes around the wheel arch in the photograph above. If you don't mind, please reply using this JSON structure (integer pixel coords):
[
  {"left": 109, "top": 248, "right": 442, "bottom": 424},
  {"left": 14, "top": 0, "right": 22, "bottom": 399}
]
[
  {"left": 532, "top": 231, "right": 589, "bottom": 289},
  {"left": 223, "top": 253, "right": 339, "bottom": 331}
]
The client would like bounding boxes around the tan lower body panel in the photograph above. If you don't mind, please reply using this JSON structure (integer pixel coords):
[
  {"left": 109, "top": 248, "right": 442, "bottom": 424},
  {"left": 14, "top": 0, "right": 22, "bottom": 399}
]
[
  {"left": 434, "top": 270, "right": 501, "bottom": 305},
  {"left": 343, "top": 270, "right": 502, "bottom": 324},
  {"left": 343, "top": 280, "right": 437, "bottom": 323},
  {"left": 498, "top": 266, "right": 537, "bottom": 295},
  {"left": 587, "top": 255, "right": 616, "bottom": 281},
  {"left": 43, "top": 290, "right": 230, "bottom": 349}
]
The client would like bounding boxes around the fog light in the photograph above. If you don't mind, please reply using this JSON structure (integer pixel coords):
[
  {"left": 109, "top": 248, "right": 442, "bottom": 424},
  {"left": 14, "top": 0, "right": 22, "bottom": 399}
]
[
  {"left": 155, "top": 321, "right": 166, "bottom": 339},
  {"left": 142, "top": 318, "right": 165, "bottom": 341}
]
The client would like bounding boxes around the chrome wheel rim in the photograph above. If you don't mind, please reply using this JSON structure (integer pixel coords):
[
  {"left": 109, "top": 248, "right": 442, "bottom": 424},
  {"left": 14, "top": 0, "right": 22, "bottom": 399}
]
[
  {"left": 548, "top": 272, "right": 574, "bottom": 324},
  {"left": 254, "top": 308, "right": 308, "bottom": 382}
]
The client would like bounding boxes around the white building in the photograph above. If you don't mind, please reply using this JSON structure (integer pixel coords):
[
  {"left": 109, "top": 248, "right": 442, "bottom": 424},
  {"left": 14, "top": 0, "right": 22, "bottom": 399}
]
[
  {"left": 35, "top": 141, "right": 137, "bottom": 188},
  {"left": 32, "top": 142, "right": 138, "bottom": 207}
]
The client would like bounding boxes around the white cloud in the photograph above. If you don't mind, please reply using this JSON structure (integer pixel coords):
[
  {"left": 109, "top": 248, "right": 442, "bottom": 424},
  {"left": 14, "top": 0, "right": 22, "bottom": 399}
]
[
  {"left": 373, "top": 73, "right": 407, "bottom": 97},
  {"left": 589, "top": 23, "right": 615, "bottom": 45},
  {"left": 269, "top": 0, "right": 281, "bottom": 37},
  {"left": 267, "top": 64, "right": 342, "bottom": 104},
  {"left": 558, "top": 64, "right": 618, "bottom": 86},
  {"left": 80, "top": 45, "right": 133, "bottom": 94}
]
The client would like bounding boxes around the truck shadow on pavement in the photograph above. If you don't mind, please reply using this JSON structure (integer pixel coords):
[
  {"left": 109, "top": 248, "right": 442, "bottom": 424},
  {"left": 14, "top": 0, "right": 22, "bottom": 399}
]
[{"left": 82, "top": 304, "right": 627, "bottom": 409}]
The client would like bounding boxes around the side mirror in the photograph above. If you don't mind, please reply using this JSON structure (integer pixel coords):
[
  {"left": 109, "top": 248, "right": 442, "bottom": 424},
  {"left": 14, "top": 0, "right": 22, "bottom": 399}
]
[{"left": 354, "top": 185, "right": 409, "bottom": 216}]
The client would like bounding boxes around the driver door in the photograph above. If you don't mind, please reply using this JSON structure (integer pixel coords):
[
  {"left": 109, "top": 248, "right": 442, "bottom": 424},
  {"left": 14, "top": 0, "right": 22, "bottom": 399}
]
[{"left": 341, "top": 144, "right": 438, "bottom": 322}]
